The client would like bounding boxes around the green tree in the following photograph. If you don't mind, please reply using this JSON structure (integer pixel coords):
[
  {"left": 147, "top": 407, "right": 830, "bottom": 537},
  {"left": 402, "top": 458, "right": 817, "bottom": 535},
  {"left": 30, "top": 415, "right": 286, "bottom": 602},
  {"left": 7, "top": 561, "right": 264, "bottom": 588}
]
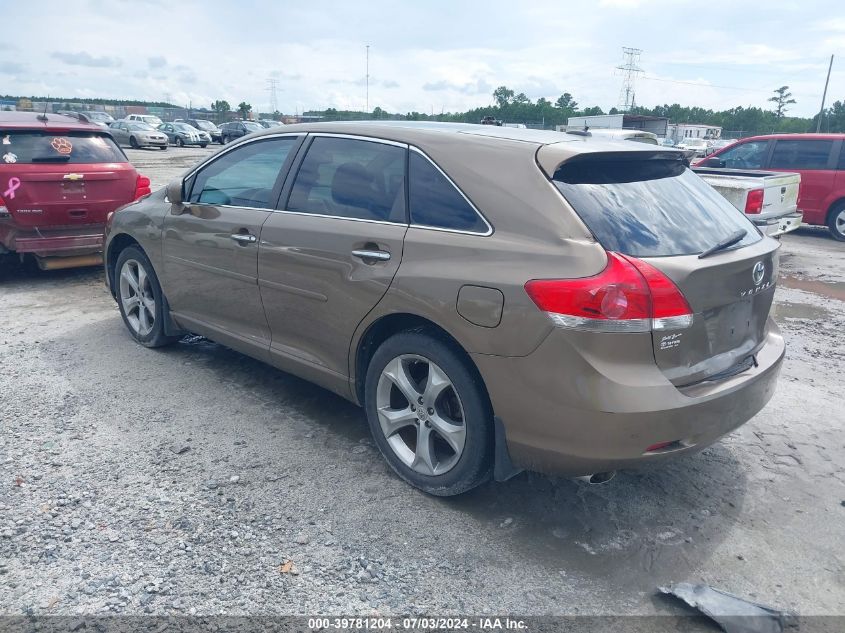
[
  {"left": 211, "top": 100, "right": 231, "bottom": 123},
  {"left": 768, "top": 86, "right": 796, "bottom": 118},
  {"left": 372, "top": 106, "right": 385, "bottom": 119},
  {"left": 555, "top": 93, "right": 578, "bottom": 111},
  {"left": 492, "top": 86, "right": 515, "bottom": 108},
  {"left": 237, "top": 102, "right": 252, "bottom": 120}
]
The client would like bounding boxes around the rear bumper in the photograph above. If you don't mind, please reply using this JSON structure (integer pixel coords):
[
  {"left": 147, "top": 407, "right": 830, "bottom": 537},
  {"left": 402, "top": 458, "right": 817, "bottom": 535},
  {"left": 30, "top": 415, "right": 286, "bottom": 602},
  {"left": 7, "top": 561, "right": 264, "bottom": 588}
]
[
  {"left": 472, "top": 320, "right": 785, "bottom": 477},
  {"left": 0, "top": 224, "right": 104, "bottom": 256},
  {"left": 753, "top": 211, "right": 803, "bottom": 237}
]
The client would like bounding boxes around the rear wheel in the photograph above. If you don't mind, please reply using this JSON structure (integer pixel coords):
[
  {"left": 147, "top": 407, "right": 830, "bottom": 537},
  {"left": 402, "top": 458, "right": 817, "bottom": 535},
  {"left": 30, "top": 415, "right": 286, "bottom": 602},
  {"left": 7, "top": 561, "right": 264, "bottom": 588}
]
[
  {"left": 129, "top": 136, "right": 138, "bottom": 149},
  {"left": 827, "top": 202, "right": 845, "bottom": 241},
  {"left": 364, "top": 332, "right": 493, "bottom": 496},
  {"left": 114, "top": 246, "right": 178, "bottom": 348}
]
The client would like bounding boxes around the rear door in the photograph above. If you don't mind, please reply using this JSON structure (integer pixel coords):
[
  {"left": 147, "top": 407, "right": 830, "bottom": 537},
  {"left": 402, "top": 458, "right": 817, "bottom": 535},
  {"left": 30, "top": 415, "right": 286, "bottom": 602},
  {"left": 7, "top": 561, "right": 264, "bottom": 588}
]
[
  {"left": 0, "top": 129, "right": 135, "bottom": 227},
  {"left": 258, "top": 134, "right": 408, "bottom": 382},
  {"left": 163, "top": 134, "right": 303, "bottom": 357},
  {"left": 765, "top": 138, "right": 837, "bottom": 225},
  {"left": 550, "top": 153, "right": 777, "bottom": 386}
]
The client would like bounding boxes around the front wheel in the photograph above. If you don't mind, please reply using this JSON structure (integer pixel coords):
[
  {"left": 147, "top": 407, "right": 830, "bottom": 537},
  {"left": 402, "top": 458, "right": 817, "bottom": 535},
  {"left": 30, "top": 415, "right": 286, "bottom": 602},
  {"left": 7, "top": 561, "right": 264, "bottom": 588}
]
[
  {"left": 159, "top": 145, "right": 167, "bottom": 151},
  {"left": 177, "top": 137, "right": 185, "bottom": 147},
  {"left": 827, "top": 202, "right": 845, "bottom": 242},
  {"left": 129, "top": 136, "right": 138, "bottom": 149},
  {"left": 200, "top": 143, "right": 208, "bottom": 148},
  {"left": 364, "top": 332, "right": 493, "bottom": 496},
  {"left": 114, "top": 246, "right": 178, "bottom": 348}
]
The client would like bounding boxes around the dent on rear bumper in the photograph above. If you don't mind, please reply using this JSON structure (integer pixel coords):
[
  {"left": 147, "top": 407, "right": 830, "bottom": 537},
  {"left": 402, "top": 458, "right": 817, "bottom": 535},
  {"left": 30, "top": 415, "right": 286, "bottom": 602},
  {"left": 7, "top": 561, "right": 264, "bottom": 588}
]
[{"left": 472, "top": 321, "right": 785, "bottom": 477}]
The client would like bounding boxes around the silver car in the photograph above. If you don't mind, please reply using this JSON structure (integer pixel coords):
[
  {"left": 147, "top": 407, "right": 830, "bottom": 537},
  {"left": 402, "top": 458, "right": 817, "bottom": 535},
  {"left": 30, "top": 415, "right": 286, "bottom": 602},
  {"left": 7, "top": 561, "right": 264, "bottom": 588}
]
[
  {"left": 109, "top": 121, "right": 168, "bottom": 150},
  {"left": 157, "top": 122, "right": 211, "bottom": 148}
]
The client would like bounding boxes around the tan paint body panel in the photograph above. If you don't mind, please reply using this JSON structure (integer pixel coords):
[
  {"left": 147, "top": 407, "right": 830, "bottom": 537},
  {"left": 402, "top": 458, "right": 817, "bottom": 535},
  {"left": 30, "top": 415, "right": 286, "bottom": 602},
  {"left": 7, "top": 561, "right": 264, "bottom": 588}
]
[{"left": 104, "top": 122, "right": 785, "bottom": 481}]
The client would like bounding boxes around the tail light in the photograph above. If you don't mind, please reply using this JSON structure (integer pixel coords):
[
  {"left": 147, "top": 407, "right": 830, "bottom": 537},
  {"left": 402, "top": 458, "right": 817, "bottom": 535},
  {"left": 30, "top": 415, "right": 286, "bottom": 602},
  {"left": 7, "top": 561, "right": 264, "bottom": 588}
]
[
  {"left": 524, "top": 252, "right": 693, "bottom": 333},
  {"left": 0, "top": 195, "right": 8, "bottom": 218},
  {"left": 134, "top": 174, "right": 152, "bottom": 201},
  {"left": 744, "top": 189, "right": 764, "bottom": 214}
]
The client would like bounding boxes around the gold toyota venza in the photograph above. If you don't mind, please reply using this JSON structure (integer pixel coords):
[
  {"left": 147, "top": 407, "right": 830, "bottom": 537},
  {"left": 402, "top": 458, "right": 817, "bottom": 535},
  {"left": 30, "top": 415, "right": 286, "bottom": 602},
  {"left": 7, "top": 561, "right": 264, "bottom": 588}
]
[{"left": 104, "top": 122, "right": 784, "bottom": 496}]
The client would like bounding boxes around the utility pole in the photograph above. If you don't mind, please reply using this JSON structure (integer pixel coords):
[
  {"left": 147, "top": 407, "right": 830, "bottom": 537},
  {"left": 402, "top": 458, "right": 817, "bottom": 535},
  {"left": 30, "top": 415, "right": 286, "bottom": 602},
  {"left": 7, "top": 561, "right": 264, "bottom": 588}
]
[
  {"left": 365, "top": 45, "right": 370, "bottom": 115},
  {"left": 816, "top": 55, "right": 834, "bottom": 133},
  {"left": 266, "top": 77, "right": 279, "bottom": 116},
  {"left": 616, "top": 47, "right": 643, "bottom": 112}
]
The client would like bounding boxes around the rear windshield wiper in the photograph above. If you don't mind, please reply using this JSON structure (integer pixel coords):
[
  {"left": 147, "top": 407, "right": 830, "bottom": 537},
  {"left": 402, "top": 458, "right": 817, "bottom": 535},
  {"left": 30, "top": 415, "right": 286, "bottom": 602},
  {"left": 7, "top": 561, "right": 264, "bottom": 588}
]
[
  {"left": 31, "top": 155, "right": 71, "bottom": 162},
  {"left": 698, "top": 229, "right": 748, "bottom": 259}
]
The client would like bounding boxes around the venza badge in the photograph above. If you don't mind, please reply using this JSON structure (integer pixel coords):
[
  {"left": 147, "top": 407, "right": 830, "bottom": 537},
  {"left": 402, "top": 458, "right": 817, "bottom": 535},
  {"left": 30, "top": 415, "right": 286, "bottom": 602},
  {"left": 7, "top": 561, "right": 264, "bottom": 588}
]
[{"left": 752, "top": 261, "right": 766, "bottom": 285}]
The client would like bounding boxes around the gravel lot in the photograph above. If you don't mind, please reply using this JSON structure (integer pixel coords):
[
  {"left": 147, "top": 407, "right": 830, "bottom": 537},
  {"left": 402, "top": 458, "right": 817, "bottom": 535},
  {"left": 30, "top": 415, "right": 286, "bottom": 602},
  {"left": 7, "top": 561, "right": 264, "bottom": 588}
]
[{"left": 1, "top": 146, "right": 843, "bottom": 618}]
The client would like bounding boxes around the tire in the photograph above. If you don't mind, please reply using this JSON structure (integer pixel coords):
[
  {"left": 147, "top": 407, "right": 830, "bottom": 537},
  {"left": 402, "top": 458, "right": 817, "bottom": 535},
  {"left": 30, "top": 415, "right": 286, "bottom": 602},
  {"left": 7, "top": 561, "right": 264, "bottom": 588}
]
[
  {"left": 221, "top": 135, "right": 228, "bottom": 144},
  {"left": 114, "top": 246, "right": 178, "bottom": 348},
  {"left": 159, "top": 145, "right": 167, "bottom": 151},
  {"left": 129, "top": 136, "right": 138, "bottom": 149},
  {"left": 827, "top": 202, "right": 845, "bottom": 242},
  {"left": 177, "top": 137, "right": 185, "bottom": 147},
  {"left": 364, "top": 331, "right": 493, "bottom": 496},
  {"left": 200, "top": 143, "right": 208, "bottom": 148}
]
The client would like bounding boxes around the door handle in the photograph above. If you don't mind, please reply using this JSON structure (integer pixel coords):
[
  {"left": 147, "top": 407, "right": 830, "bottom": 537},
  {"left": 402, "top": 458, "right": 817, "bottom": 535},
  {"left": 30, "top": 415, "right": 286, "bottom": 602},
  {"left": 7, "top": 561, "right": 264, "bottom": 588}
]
[
  {"left": 230, "top": 233, "right": 257, "bottom": 244},
  {"left": 352, "top": 249, "right": 391, "bottom": 262}
]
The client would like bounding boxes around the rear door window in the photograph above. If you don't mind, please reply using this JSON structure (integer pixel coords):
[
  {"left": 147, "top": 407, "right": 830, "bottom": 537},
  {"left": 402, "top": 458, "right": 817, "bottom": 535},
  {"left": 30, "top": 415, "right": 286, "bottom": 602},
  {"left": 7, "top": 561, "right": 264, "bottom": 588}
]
[
  {"left": 0, "top": 131, "right": 126, "bottom": 164},
  {"left": 188, "top": 136, "right": 299, "bottom": 208},
  {"left": 286, "top": 136, "right": 406, "bottom": 222},
  {"left": 768, "top": 139, "right": 833, "bottom": 170},
  {"left": 553, "top": 157, "right": 761, "bottom": 257},
  {"left": 408, "top": 151, "right": 489, "bottom": 233}
]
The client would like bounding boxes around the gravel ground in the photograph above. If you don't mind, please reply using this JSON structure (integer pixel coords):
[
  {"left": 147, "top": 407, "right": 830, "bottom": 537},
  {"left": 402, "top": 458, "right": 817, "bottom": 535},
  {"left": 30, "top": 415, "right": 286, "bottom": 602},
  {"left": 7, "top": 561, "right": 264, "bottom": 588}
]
[{"left": 1, "top": 146, "right": 843, "bottom": 617}]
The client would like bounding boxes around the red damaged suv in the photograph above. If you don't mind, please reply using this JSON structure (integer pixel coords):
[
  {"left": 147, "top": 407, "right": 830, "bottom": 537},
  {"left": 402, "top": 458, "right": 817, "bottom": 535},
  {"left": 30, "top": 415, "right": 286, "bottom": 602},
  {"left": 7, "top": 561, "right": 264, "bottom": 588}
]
[{"left": 0, "top": 112, "right": 150, "bottom": 270}]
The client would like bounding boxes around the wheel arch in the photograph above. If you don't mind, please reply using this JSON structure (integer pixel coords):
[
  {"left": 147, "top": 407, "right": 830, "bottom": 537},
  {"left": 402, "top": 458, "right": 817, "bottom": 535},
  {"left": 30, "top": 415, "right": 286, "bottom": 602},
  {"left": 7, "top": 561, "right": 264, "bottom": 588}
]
[
  {"left": 826, "top": 196, "right": 845, "bottom": 223},
  {"left": 106, "top": 233, "right": 142, "bottom": 297}
]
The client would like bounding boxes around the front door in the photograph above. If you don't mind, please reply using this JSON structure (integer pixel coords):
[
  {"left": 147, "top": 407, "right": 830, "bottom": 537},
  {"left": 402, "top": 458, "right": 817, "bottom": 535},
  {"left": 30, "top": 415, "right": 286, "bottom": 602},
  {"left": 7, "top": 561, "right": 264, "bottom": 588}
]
[
  {"left": 162, "top": 134, "right": 302, "bottom": 358},
  {"left": 258, "top": 135, "right": 408, "bottom": 393}
]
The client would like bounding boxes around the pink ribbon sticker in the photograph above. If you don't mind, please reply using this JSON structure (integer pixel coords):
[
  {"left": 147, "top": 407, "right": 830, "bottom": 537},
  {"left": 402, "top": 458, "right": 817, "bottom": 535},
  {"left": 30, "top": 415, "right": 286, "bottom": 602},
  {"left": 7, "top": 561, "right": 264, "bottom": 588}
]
[{"left": 4, "top": 177, "right": 21, "bottom": 199}]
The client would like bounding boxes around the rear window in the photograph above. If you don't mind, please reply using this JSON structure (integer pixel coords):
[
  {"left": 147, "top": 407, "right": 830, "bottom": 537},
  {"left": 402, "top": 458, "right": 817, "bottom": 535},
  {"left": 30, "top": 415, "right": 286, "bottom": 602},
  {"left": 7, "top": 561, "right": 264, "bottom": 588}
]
[
  {"left": 0, "top": 130, "right": 126, "bottom": 164},
  {"left": 553, "top": 157, "right": 761, "bottom": 257},
  {"left": 769, "top": 139, "right": 833, "bottom": 170}
]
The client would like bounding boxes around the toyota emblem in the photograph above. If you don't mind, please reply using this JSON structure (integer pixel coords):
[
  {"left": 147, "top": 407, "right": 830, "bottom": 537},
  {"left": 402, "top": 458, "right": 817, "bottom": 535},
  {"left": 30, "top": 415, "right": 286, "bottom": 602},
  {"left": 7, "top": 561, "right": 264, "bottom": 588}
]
[{"left": 752, "top": 261, "right": 765, "bottom": 285}]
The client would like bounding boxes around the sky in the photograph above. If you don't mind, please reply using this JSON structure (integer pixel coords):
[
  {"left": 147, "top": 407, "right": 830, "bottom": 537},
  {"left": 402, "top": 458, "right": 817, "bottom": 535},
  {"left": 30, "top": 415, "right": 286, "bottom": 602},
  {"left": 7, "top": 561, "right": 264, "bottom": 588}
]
[{"left": 0, "top": 0, "right": 843, "bottom": 117}]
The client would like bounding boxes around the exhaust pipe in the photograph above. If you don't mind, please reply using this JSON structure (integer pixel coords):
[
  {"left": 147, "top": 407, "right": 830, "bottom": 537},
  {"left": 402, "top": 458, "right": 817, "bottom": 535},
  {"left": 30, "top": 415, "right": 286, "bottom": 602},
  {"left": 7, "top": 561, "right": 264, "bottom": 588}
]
[
  {"left": 575, "top": 471, "right": 616, "bottom": 485},
  {"left": 35, "top": 254, "right": 103, "bottom": 271}
]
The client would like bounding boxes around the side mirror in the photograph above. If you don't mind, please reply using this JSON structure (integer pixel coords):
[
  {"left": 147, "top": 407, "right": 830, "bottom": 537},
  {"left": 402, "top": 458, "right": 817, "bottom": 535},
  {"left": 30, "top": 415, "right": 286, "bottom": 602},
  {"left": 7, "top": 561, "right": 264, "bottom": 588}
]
[{"left": 165, "top": 179, "right": 184, "bottom": 205}]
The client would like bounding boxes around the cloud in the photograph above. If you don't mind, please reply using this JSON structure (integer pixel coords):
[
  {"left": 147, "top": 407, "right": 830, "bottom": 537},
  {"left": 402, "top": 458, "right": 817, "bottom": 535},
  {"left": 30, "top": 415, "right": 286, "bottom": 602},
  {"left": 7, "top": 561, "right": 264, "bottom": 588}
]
[
  {"left": 382, "top": 80, "right": 400, "bottom": 88},
  {"left": 422, "top": 78, "right": 492, "bottom": 95},
  {"left": 0, "top": 61, "right": 25, "bottom": 74},
  {"left": 50, "top": 51, "right": 122, "bottom": 68},
  {"left": 148, "top": 56, "right": 167, "bottom": 69}
]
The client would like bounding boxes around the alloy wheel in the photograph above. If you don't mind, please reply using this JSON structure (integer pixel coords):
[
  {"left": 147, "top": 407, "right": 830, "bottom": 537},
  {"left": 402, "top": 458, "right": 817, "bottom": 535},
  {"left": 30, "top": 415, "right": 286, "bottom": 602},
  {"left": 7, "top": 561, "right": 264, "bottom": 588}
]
[
  {"left": 835, "top": 208, "right": 845, "bottom": 238},
  {"left": 119, "top": 259, "right": 156, "bottom": 337},
  {"left": 375, "top": 354, "right": 467, "bottom": 476}
]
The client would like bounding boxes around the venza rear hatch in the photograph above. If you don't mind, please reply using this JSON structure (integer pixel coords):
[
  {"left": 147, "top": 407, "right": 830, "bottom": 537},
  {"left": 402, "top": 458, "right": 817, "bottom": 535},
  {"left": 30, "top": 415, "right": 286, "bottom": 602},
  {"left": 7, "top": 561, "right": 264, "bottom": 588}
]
[{"left": 551, "top": 152, "right": 778, "bottom": 386}]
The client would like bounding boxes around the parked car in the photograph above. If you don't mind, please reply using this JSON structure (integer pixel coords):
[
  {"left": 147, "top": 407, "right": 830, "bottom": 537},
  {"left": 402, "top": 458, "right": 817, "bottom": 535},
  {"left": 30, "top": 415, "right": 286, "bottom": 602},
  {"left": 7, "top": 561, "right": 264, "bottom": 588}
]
[
  {"left": 697, "top": 133, "right": 845, "bottom": 240},
  {"left": 258, "top": 119, "right": 284, "bottom": 129},
  {"left": 219, "top": 120, "right": 264, "bottom": 143},
  {"left": 675, "top": 137, "right": 711, "bottom": 157},
  {"left": 157, "top": 122, "right": 210, "bottom": 148},
  {"left": 125, "top": 113, "right": 164, "bottom": 128},
  {"left": 183, "top": 119, "right": 223, "bottom": 143},
  {"left": 0, "top": 111, "right": 150, "bottom": 269},
  {"left": 104, "top": 122, "right": 784, "bottom": 496},
  {"left": 56, "top": 111, "right": 115, "bottom": 128},
  {"left": 109, "top": 121, "right": 168, "bottom": 150},
  {"left": 693, "top": 167, "right": 802, "bottom": 237}
]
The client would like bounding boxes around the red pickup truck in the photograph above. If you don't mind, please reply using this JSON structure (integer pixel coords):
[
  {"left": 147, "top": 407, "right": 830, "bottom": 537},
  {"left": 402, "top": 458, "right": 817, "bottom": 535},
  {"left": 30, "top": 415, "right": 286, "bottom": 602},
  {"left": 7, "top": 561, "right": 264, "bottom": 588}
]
[
  {"left": 0, "top": 111, "right": 150, "bottom": 269},
  {"left": 696, "top": 133, "right": 845, "bottom": 241}
]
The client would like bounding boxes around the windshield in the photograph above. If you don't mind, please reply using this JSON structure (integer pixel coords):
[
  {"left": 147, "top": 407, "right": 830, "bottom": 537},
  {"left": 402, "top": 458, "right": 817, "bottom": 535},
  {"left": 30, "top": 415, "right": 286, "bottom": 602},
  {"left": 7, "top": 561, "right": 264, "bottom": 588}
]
[
  {"left": 141, "top": 116, "right": 162, "bottom": 125},
  {"left": 174, "top": 123, "right": 197, "bottom": 132},
  {"left": 0, "top": 130, "right": 126, "bottom": 164},
  {"left": 553, "top": 157, "right": 761, "bottom": 257},
  {"left": 243, "top": 122, "right": 263, "bottom": 132},
  {"left": 87, "top": 112, "right": 113, "bottom": 122},
  {"left": 193, "top": 120, "right": 216, "bottom": 130},
  {"left": 129, "top": 123, "right": 154, "bottom": 131}
]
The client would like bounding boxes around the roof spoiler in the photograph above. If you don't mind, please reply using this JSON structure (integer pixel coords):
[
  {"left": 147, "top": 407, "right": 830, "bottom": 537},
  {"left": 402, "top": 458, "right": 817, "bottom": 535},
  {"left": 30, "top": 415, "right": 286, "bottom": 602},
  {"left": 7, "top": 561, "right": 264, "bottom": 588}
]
[{"left": 566, "top": 129, "right": 591, "bottom": 137}]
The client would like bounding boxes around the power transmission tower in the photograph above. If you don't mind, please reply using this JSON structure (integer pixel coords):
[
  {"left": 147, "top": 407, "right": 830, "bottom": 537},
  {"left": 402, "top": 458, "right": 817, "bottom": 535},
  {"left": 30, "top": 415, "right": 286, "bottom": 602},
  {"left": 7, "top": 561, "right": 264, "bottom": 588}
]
[
  {"left": 266, "top": 77, "right": 279, "bottom": 114},
  {"left": 616, "top": 47, "right": 643, "bottom": 112},
  {"left": 365, "top": 45, "right": 370, "bottom": 114}
]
